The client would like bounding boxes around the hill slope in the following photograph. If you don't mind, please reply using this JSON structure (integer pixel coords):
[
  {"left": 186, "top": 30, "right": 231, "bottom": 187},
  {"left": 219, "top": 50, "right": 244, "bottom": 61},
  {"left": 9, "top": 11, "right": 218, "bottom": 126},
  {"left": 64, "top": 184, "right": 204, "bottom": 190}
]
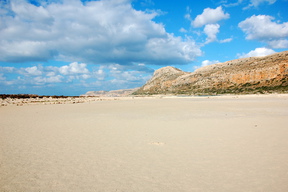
[{"left": 134, "top": 51, "right": 288, "bottom": 95}]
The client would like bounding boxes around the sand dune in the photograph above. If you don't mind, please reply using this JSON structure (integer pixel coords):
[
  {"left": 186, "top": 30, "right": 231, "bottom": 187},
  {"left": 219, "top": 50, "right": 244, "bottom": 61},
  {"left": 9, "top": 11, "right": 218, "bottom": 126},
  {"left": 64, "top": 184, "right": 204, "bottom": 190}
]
[{"left": 1, "top": 95, "right": 288, "bottom": 192}]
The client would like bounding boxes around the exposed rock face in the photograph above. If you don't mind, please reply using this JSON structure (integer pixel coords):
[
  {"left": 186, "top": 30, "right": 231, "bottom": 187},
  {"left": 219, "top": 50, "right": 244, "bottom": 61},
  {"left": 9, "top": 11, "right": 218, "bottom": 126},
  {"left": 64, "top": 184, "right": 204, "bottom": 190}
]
[
  {"left": 134, "top": 51, "right": 288, "bottom": 95},
  {"left": 82, "top": 88, "right": 139, "bottom": 97},
  {"left": 141, "top": 66, "right": 188, "bottom": 93}
]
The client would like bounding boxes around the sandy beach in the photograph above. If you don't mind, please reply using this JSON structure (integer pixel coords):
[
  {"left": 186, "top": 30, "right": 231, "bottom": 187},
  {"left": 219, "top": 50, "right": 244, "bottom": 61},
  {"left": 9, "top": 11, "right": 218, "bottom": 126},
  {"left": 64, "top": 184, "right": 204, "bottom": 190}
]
[{"left": 1, "top": 94, "right": 288, "bottom": 192}]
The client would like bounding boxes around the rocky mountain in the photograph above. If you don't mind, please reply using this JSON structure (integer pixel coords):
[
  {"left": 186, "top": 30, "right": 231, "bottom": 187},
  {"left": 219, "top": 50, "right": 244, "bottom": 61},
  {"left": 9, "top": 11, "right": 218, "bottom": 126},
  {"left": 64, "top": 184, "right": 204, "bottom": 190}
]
[
  {"left": 82, "top": 88, "right": 139, "bottom": 97},
  {"left": 134, "top": 51, "right": 288, "bottom": 95}
]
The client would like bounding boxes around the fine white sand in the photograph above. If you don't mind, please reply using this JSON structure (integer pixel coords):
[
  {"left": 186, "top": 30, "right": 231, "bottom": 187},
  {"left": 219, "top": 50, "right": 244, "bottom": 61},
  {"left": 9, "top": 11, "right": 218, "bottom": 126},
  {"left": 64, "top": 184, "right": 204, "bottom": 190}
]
[{"left": 1, "top": 94, "right": 288, "bottom": 192}]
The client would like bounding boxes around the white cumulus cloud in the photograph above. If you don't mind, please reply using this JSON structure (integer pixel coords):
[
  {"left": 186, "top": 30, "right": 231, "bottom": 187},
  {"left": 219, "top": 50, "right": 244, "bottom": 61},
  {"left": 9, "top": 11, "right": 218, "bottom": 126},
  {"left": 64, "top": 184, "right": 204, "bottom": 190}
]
[
  {"left": 0, "top": 0, "right": 201, "bottom": 65},
  {"left": 59, "top": 62, "right": 89, "bottom": 75},
  {"left": 204, "top": 24, "right": 220, "bottom": 44},
  {"left": 34, "top": 75, "right": 63, "bottom": 84},
  {"left": 238, "top": 47, "right": 276, "bottom": 58},
  {"left": 239, "top": 15, "right": 288, "bottom": 48},
  {"left": 201, "top": 60, "right": 220, "bottom": 67},
  {"left": 179, "top": 27, "right": 187, "bottom": 33},
  {"left": 193, "top": 59, "right": 220, "bottom": 70},
  {"left": 219, "top": 38, "right": 233, "bottom": 43},
  {"left": 246, "top": 0, "right": 276, "bottom": 8},
  {"left": 192, "top": 6, "right": 230, "bottom": 28},
  {"left": 223, "top": 0, "right": 276, "bottom": 9},
  {"left": 0, "top": 61, "right": 153, "bottom": 91},
  {"left": 25, "top": 66, "right": 43, "bottom": 76},
  {"left": 267, "top": 39, "right": 288, "bottom": 49},
  {"left": 223, "top": 0, "right": 244, "bottom": 7}
]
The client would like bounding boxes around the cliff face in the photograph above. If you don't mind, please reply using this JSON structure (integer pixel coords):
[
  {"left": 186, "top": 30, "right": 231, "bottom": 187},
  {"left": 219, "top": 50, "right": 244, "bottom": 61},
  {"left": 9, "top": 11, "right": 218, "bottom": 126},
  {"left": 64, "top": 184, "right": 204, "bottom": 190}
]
[
  {"left": 134, "top": 51, "right": 288, "bottom": 95},
  {"left": 141, "top": 66, "right": 188, "bottom": 93}
]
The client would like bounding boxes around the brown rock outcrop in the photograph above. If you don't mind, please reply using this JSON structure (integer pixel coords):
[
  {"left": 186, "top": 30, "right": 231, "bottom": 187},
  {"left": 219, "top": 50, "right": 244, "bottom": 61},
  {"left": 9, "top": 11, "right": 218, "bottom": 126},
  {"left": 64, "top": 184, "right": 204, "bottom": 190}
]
[{"left": 134, "top": 51, "right": 288, "bottom": 95}]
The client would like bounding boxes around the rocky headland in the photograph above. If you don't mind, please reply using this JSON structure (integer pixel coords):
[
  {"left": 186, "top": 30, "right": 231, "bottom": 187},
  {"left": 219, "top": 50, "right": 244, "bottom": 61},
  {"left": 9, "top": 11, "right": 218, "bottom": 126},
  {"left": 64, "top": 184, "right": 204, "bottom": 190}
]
[
  {"left": 82, "top": 88, "right": 139, "bottom": 97},
  {"left": 134, "top": 51, "right": 288, "bottom": 95}
]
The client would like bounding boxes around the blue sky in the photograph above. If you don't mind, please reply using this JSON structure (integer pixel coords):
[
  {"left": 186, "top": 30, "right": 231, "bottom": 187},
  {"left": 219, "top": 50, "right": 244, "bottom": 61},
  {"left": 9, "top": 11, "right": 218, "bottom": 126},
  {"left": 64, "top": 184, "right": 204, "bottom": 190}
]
[{"left": 0, "top": 0, "right": 287, "bottom": 95}]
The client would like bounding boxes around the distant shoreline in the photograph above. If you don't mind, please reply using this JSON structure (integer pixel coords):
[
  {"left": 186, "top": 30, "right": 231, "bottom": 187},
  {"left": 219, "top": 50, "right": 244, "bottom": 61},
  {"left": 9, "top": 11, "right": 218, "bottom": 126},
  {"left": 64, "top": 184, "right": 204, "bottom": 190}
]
[
  {"left": 1, "top": 93, "right": 288, "bottom": 107},
  {"left": 2, "top": 91, "right": 288, "bottom": 99},
  {"left": 0, "top": 94, "right": 84, "bottom": 99}
]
